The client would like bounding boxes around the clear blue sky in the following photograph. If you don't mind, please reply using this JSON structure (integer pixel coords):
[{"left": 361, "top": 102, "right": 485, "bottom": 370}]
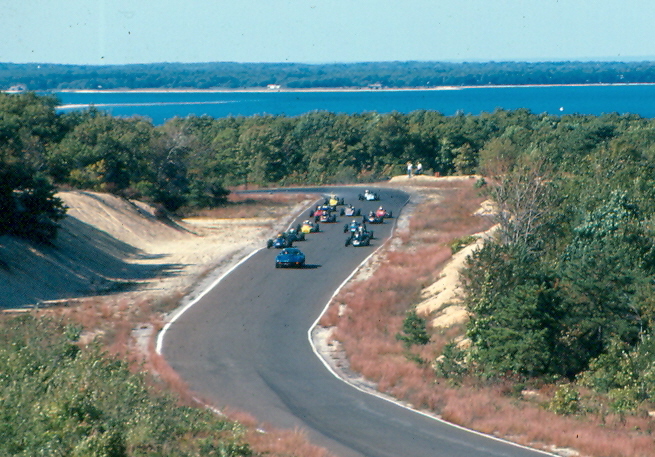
[{"left": 3, "top": 0, "right": 655, "bottom": 65}]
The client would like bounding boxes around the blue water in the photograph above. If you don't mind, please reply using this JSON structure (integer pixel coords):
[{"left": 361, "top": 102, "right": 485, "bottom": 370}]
[{"left": 54, "top": 85, "right": 655, "bottom": 125}]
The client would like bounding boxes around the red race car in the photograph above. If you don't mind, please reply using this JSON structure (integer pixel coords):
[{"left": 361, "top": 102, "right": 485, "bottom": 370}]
[
  {"left": 374, "top": 206, "right": 393, "bottom": 218},
  {"left": 363, "top": 211, "right": 385, "bottom": 224},
  {"left": 311, "top": 205, "right": 337, "bottom": 223}
]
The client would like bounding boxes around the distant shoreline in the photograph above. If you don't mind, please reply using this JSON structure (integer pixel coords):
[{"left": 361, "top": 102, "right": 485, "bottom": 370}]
[{"left": 53, "top": 82, "right": 655, "bottom": 94}]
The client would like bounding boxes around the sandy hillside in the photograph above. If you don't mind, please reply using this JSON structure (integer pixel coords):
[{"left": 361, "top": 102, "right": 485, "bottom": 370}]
[
  {"left": 379, "top": 175, "right": 494, "bottom": 329},
  {"left": 0, "top": 190, "right": 310, "bottom": 309}
]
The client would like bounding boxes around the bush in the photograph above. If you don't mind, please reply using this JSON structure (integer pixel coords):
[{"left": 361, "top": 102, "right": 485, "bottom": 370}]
[
  {"left": 396, "top": 310, "right": 430, "bottom": 348},
  {"left": 434, "top": 342, "right": 468, "bottom": 382},
  {"left": 0, "top": 163, "right": 66, "bottom": 242},
  {"left": 548, "top": 384, "right": 580, "bottom": 415},
  {"left": 0, "top": 315, "right": 252, "bottom": 457},
  {"left": 450, "top": 235, "right": 478, "bottom": 254}
]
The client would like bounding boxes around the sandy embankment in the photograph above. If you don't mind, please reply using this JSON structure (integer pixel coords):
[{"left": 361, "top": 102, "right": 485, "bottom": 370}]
[{"left": 0, "top": 190, "right": 313, "bottom": 310}]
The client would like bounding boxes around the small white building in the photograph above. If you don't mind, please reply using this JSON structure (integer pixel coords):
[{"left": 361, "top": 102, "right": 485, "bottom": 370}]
[{"left": 5, "top": 84, "right": 27, "bottom": 93}]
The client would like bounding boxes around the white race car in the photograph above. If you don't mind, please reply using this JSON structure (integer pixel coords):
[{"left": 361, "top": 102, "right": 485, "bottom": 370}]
[{"left": 358, "top": 190, "right": 380, "bottom": 201}]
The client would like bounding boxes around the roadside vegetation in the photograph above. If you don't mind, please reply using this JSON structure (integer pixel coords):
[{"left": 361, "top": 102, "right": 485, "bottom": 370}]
[
  {"left": 3, "top": 91, "right": 655, "bottom": 455},
  {"left": 0, "top": 314, "right": 254, "bottom": 457},
  {"left": 321, "top": 179, "right": 655, "bottom": 457}
]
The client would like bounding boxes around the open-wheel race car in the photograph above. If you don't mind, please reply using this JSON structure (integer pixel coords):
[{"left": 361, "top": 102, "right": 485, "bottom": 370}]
[
  {"left": 344, "top": 219, "right": 366, "bottom": 234},
  {"left": 298, "top": 220, "right": 320, "bottom": 234},
  {"left": 319, "top": 210, "right": 337, "bottom": 223},
  {"left": 310, "top": 205, "right": 338, "bottom": 223},
  {"left": 285, "top": 227, "right": 306, "bottom": 242},
  {"left": 345, "top": 228, "right": 374, "bottom": 247},
  {"left": 374, "top": 206, "right": 392, "bottom": 218},
  {"left": 340, "top": 204, "right": 361, "bottom": 217},
  {"left": 324, "top": 193, "right": 345, "bottom": 207},
  {"left": 275, "top": 247, "right": 306, "bottom": 268},
  {"left": 363, "top": 211, "right": 385, "bottom": 224},
  {"left": 358, "top": 189, "right": 380, "bottom": 201},
  {"left": 267, "top": 233, "right": 294, "bottom": 249}
]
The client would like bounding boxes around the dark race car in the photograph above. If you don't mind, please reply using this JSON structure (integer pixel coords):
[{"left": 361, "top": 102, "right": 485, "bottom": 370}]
[
  {"left": 363, "top": 211, "right": 385, "bottom": 224},
  {"left": 311, "top": 205, "right": 338, "bottom": 223},
  {"left": 358, "top": 189, "right": 380, "bottom": 201},
  {"left": 275, "top": 247, "right": 306, "bottom": 268},
  {"left": 319, "top": 210, "right": 337, "bottom": 223},
  {"left": 345, "top": 228, "right": 374, "bottom": 247},
  {"left": 285, "top": 227, "right": 306, "bottom": 242},
  {"left": 340, "top": 204, "right": 361, "bottom": 217},
  {"left": 267, "top": 233, "right": 294, "bottom": 249},
  {"left": 344, "top": 219, "right": 366, "bottom": 234}
]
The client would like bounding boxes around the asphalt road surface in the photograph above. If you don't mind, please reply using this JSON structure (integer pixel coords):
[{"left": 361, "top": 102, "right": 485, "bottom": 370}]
[{"left": 159, "top": 186, "right": 554, "bottom": 457}]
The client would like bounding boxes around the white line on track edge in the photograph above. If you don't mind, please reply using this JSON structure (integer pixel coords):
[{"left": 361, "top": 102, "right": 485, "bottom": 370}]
[
  {"left": 155, "top": 197, "right": 322, "bottom": 356},
  {"left": 306, "top": 194, "right": 558, "bottom": 457},
  {"left": 155, "top": 248, "right": 262, "bottom": 355}
]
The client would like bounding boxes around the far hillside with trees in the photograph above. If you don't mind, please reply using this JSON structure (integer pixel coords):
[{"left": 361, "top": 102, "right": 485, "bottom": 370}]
[{"left": 2, "top": 60, "right": 655, "bottom": 91}]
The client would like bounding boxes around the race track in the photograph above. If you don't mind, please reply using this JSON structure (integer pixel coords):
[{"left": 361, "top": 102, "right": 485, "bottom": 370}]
[{"left": 158, "top": 186, "right": 554, "bottom": 457}]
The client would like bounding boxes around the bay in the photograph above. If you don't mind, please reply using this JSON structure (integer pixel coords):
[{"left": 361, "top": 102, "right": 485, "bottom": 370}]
[{"left": 55, "top": 84, "right": 655, "bottom": 125}]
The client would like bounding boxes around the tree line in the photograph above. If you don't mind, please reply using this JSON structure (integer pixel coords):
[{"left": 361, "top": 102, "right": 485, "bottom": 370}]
[
  {"left": 3, "top": 91, "right": 655, "bottom": 415},
  {"left": 2, "top": 60, "right": 655, "bottom": 91}
]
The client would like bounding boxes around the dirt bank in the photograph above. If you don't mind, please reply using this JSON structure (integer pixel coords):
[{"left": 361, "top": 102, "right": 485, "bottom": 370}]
[{"left": 0, "top": 190, "right": 312, "bottom": 309}]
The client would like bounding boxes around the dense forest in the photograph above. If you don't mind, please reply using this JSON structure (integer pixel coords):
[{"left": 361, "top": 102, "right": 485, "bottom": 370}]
[
  {"left": 3, "top": 91, "right": 655, "bottom": 451},
  {"left": 2, "top": 60, "right": 655, "bottom": 91}
]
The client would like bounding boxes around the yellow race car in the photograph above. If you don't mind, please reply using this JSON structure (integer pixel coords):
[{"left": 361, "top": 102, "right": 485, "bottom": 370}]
[
  {"left": 298, "top": 220, "right": 320, "bottom": 234},
  {"left": 324, "top": 193, "right": 345, "bottom": 207}
]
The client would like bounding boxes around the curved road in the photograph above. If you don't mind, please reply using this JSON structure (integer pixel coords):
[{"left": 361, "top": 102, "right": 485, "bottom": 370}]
[{"left": 158, "top": 186, "right": 554, "bottom": 457}]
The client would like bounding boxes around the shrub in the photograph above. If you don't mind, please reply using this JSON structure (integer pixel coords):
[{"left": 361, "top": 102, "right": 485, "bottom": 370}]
[
  {"left": 548, "top": 384, "right": 580, "bottom": 415},
  {"left": 0, "top": 314, "right": 252, "bottom": 457},
  {"left": 434, "top": 342, "right": 468, "bottom": 381},
  {"left": 396, "top": 309, "right": 430, "bottom": 348},
  {"left": 449, "top": 235, "right": 478, "bottom": 254}
]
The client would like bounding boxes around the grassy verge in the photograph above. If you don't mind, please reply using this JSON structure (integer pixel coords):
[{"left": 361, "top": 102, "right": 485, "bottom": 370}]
[
  {"left": 320, "top": 178, "right": 655, "bottom": 457},
  {"left": 0, "top": 314, "right": 254, "bottom": 457},
  {"left": 182, "top": 191, "right": 318, "bottom": 219}
]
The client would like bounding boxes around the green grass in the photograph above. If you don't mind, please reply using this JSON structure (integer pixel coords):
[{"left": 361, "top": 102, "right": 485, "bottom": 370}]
[{"left": 0, "top": 314, "right": 253, "bottom": 457}]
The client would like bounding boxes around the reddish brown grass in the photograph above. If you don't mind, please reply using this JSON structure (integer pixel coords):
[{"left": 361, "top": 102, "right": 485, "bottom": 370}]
[
  {"left": 186, "top": 192, "right": 316, "bottom": 219},
  {"left": 146, "top": 343, "right": 198, "bottom": 405},
  {"left": 244, "top": 427, "right": 336, "bottom": 457},
  {"left": 214, "top": 408, "right": 337, "bottom": 457},
  {"left": 325, "top": 179, "right": 655, "bottom": 457}
]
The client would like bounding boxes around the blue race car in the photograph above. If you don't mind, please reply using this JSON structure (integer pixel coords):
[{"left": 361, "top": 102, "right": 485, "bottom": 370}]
[
  {"left": 344, "top": 219, "right": 365, "bottom": 234},
  {"left": 267, "top": 233, "right": 293, "bottom": 249},
  {"left": 275, "top": 247, "right": 306, "bottom": 268}
]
